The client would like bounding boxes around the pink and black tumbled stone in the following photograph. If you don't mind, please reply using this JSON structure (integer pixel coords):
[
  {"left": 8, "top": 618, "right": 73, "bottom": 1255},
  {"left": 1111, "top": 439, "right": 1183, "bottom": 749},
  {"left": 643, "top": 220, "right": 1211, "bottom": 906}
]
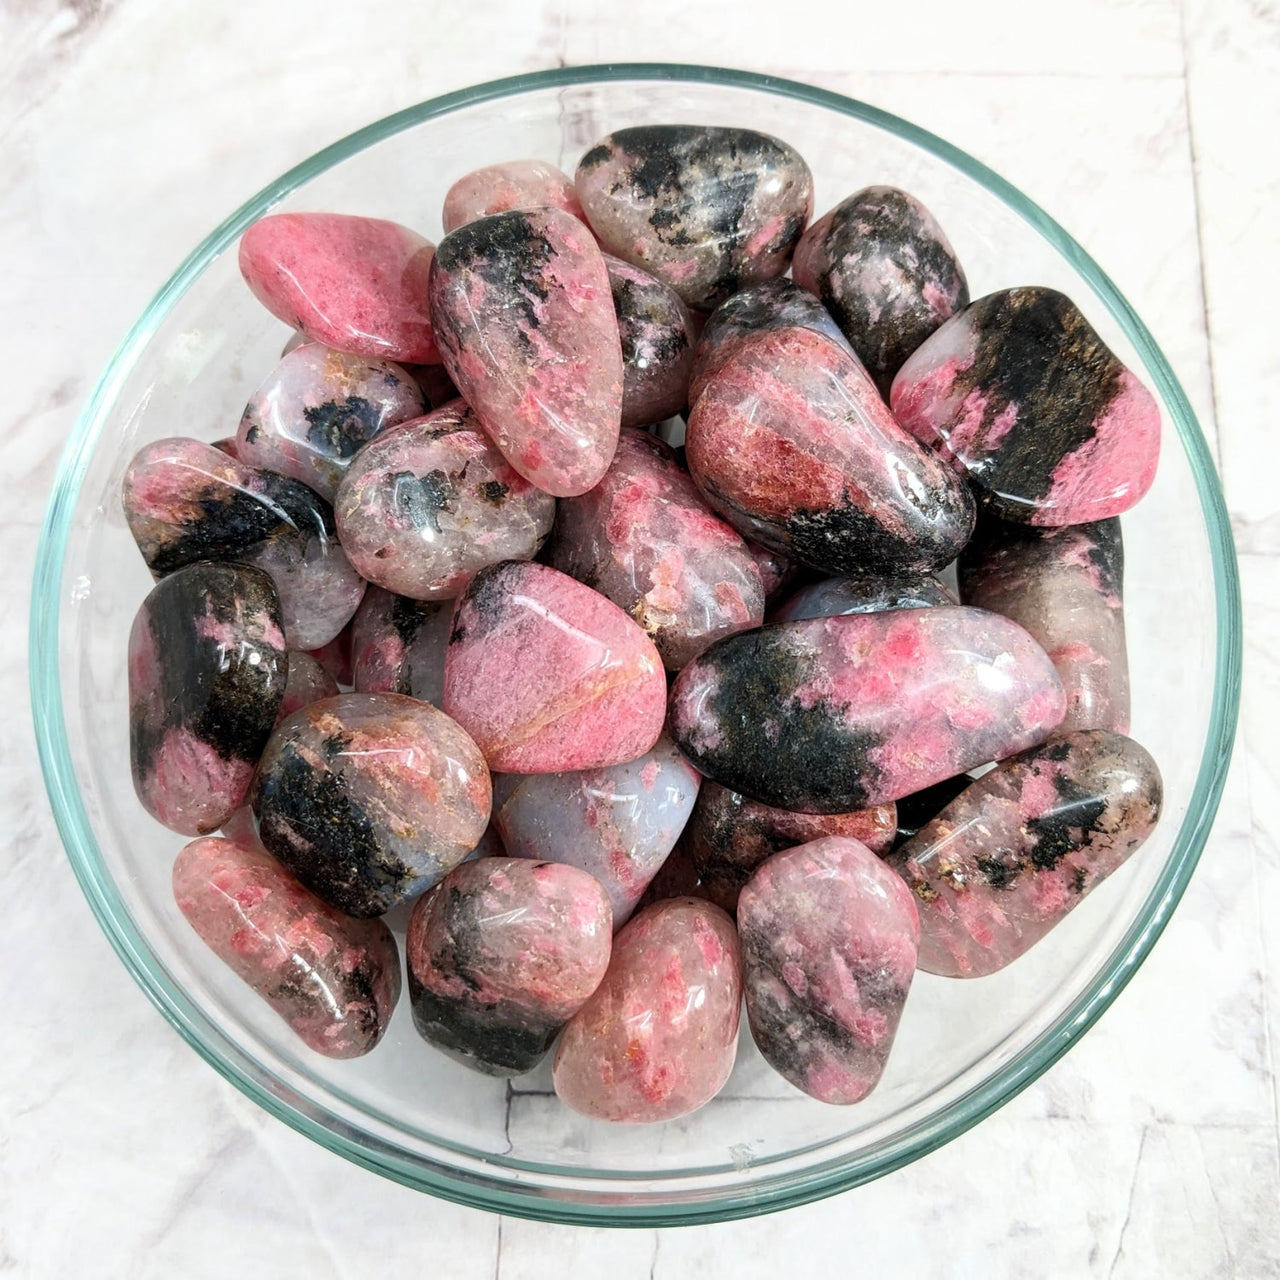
[
  {"left": 575, "top": 125, "right": 814, "bottom": 311},
  {"left": 738, "top": 835, "right": 920, "bottom": 1105},
  {"left": 406, "top": 857, "right": 612, "bottom": 1076},
  {"left": 686, "top": 327, "right": 975, "bottom": 575},
  {"left": 890, "top": 287, "right": 1161, "bottom": 525},
  {"left": 669, "top": 606, "right": 1066, "bottom": 813},
  {"left": 251, "top": 692, "right": 491, "bottom": 917},
  {"left": 350, "top": 586, "right": 452, "bottom": 705},
  {"left": 792, "top": 185, "right": 969, "bottom": 397},
  {"left": 889, "top": 730, "right": 1162, "bottom": 977},
  {"left": 129, "top": 562, "right": 287, "bottom": 836},
  {"left": 274, "top": 651, "right": 340, "bottom": 726},
  {"left": 890, "top": 775, "right": 975, "bottom": 851},
  {"left": 173, "top": 834, "right": 401, "bottom": 1059}
]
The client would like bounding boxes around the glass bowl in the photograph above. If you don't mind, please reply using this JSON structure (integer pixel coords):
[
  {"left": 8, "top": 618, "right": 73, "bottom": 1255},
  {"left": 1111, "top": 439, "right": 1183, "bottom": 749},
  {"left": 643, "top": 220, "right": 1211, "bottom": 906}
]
[{"left": 30, "top": 64, "right": 1241, "bottom": 1225}]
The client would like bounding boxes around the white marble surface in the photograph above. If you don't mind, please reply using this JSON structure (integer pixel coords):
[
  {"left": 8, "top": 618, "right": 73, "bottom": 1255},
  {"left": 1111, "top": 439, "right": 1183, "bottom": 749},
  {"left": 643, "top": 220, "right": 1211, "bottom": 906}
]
[{"left": 3, "top": 0, "right": 1278, "bottom": 1274}]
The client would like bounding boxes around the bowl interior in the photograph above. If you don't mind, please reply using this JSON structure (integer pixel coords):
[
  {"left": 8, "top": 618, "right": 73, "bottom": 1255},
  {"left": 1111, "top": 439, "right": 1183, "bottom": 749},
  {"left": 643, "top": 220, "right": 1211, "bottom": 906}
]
[{"left": 32, "top": 67, "right": 1238, "bottom": 1224}]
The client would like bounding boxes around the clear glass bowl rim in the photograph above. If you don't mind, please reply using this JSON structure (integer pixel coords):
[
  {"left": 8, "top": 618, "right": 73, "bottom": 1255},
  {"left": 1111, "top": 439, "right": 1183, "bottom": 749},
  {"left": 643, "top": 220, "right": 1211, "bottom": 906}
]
[{"left": 29, "top": 62, "right": 1243, "bottom": 1226}]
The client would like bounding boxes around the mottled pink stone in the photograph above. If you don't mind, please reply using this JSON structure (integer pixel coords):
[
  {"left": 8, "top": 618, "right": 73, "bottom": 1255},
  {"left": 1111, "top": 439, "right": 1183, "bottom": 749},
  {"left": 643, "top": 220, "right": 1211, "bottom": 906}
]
[
  {"left": 553, "top": 898, "right": 742, "bottom": 1122},
  {"left": 173, "top": 835, "right": 401, "bottom": 1059},
  {"left": 443, "top": 561, "right": 667, "bottom": 773},
  {"left": 669, "top": 606, "right": 1067, "bottom": 812},
  {"left": 547, "top": 429, "right": 764, "bottom": 670},
  {"left": 890, "top": 287, "right": 1161, "bottom": 525},
  {"left": 334, "top": 402, "right": 556, "bottom": 600},
  {"left": 406, "top": 857, "right": 612, "bottom": 1075},
  {"left": 442, "top": 160, "right": 586, "bottom": 232},
  {"left": 739, "top": 836, "right": 919, "bottom": 1104},
  {"left": 274, "top": 651, "right": 340, "bottom": 726},
  {"left": 428, "top": 207, "right": 623, "bottom": 497},
  {"left": 351, "top": 586, "right": 451, "bottom": 705},
  {"left": 239, "top": 212, "right": 440, "bottom": 364},
  {"left": 890, "top": 730, "right": 1162, "bottom": 977}
]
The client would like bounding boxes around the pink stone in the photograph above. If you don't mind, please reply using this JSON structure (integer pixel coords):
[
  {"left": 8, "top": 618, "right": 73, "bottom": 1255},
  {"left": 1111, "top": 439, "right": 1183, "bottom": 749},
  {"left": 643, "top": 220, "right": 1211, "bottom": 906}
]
[
  {"left": 304, "top": 624, "right": 353, "bottom": 688},
  {"left": 739, "top": 836, "right": 919, "bottom": 1104},
  {"left": 442, "top": 160, "right": 586, "bottom": 232},
  {"left": 334, "top": 401, "right": 556, "bottom": 600},
  {"left": 239, "top": 213, "right": 440, "bottom": 364},
  {"left": 428, "top": 207, "right": 622, "bottom": 497},
  {"left": 443, "top": 561, "right": 667, "bottom": 773},
  {"left": 350, "top": 586, "right": 451, "bottom": 705},
  {"left": 274, "top": 651, "right": 340, "bottom": 726},
  {"left": 547, "top": 429, "right": 765, "bottom": 670},
  {"left": 173, "top": 835, "right": 400, "bottom": 1058},
  {"left": 406, "top": 857, "right": 612, "bottom": 1075},
  {"left": 552, "top": 898, "right": 742, "bottom": 1122}
]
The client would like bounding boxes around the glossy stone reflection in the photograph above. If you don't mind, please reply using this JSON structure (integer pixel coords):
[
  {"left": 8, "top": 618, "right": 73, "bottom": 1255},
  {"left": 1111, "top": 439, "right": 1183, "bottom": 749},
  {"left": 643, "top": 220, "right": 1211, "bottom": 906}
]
[
  {"left": 890, "top": 730, "right": 1163, "bottom": 977},
  {"left": 174, "top": 835, "right": 401, "bottom": 1058},
  {"left": 406, "top": 858, "right": 612, "bottom": 1075},
  {"left": 607, "top": 257, "right": 695, "bottom": 428},
  {"left": 772, "top": 570, "right": 956, "bottom": 623},
  {"left": 350, "top": 586, "right": 451, "bottom": 705}
]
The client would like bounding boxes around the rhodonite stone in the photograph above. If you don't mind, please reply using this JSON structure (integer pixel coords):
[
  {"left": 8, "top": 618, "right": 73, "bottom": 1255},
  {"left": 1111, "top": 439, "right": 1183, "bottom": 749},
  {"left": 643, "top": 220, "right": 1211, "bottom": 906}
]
[
  {"left": 236, "top": 344, "right": 425, "bottom": 501},
  {"left": 428, "top": 208, "right": 623, "bottom": 497},
  {"left": 960, "top": 516, "right": 1130, "bottom": 733},
  {"left": 129, "top": 563, "right": 286, "bottom": 835},
  {"left": 122, "top": 437, "right": 365, "bottom": 649},
  {"left": 442, "top": 160, "right": 586, "bottom": 232},
  {"left": 739, "top": 836, "right": 919, "bottom": 1104},
  {"left": 351, "top": 586, "right": 451, "bottom": 705},
  {"left": 890, "top": 288, "right": 1161, "bottom": 525},
  {"left": 334, "top": 402, "right": 556, "bottom": 599},
  {"left": 406, "top": 858, "right": 611, "bottom": 1075},
  {"left": 239, "top": 212, "right": 440, "bottom": 363},
  {"left": 689, "top": 278, "right": 851, "bottom": 403},
  {"left": 771, "top": 570, "right": 957, "bottom": 622},
  {"left": 274, "top": 651, "right": 340, "bottom": 726},
  {"left": 553, "top": 898, "right": 742, "bottom": 1122},
  {"left": 443, "top": 561, "right": 667, "bottom": 773},
  {"left": 493, "top": 733, "right": 701, "bottom": 926},
  {"left": 607, "top": 257, "right": 695, "bottom": 428},
  {"left": 746, "top": 539, "right": 803, "bottom": 605},
  {"left": 669, "top": 606, "right": 1066, "bottom": 813},
  {"left": 792, "top": 186, "right": 969, "bottom": 397},
  {"left": 890, "top": 774, "right": 974, "bottom": 851},
  {"left": 410, "top": 361, "right": 461, "bottom": 411},
  {"left": 173, "top": 835, "right": 400, "bottom": 1058},
  {"left": 634, "top": 839, "right": 708, "bottom": 912},
  {"left": 252, "top": 692, "right": 491, "bottom": 917},
  {"left": 305, "top": 624, "right": 353, "bottom": 688},
  {"left": 575, "top": 125, "right": 814, "bottom": 311},
  {"left": 685, "top": 780, "right": 897, "bottom": 914},
  {"left": 686, "top": 328, "right": 975, "bottom": 574},
  {"left": 890, "top": 730, "right": 1162, "bottom": 977},
  {"left": 547, "top": 429, "right": 764, "bottom": 670}
]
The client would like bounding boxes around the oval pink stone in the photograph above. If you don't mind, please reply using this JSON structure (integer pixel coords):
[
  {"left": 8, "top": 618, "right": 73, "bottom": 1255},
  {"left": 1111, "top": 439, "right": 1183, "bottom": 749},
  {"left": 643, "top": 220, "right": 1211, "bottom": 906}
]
[
  {"left": 442, "top": 160, "right": 586, "bottom": 232},
  {"left": 553, "top": 898, "right": 742, "bottom": 1123},
  {"left": 428, "top": 207, "right": 623, "bottom": 497},
  {"left": 442, "top": 561, "right": 667, "bottom": 773},
  {"left": 239, "top": 213, "right": 440, "bottom": 364}
]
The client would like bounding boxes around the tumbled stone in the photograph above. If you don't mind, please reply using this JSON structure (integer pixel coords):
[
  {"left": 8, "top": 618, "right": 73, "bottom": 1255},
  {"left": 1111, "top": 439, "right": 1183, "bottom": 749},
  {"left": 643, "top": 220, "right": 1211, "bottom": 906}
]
[
  {"left": 442, "top": 159, "right": 586, "bottom": 232},
  {"left": 173, "top": 834, "right": 400, "bottom": 1058},
  {"left": 739, "top": 836, "right": 919, "bottom": 1104},
  {"left": 351, "top": 586, "right": 451, "bottom": 705},
  {"left": 684, "top": 780, "right": 896, "bottom": 914},
  {"left": 129, "top": 563, "right": 286, "bottom": 835},
  {"left": 771, "top": 570, "right": 956, "bottom": 622},
  {"left": 670, "top": 606, "right": 1066, "bottom": 813},
  {"left": 689, "top": 278, "right": 851, "bottom": 403},
  {"left": 607, "top": 257, "right": 695, "bottom": 427},
  {"left": 406, "top": 857, "right": 611, "bottom": 1075},
  {"left": 304, "top": 624, "right": 353, "bottom": 688},
  {"left": 960, "top": 516, "right": 1130, "bottom": 734},
  {"left": 792, "top": 186, "right": 969, "bottom": 397},
  {"left": 547, "top": 429, "right": 764, "bottom": 670},
  {"left": 428, "top": 208, "right": 622, "bottom": 497},
  {"left": 239, "top": 212, "right": 439, "bottom": 363},
  {"left": 686, "top": 328, "right": 975, "bottom": 574},
  {"left": 236, "top": 343, "right": 424, "bottom": 501},
  {"left": 410, "top": 361, "right": 461, "bottom": 411},
  {"left": 553, "top": 898, "right": 742, "bottom": 1122},
  {"left": 890, "top": 730, "right": 1162, "bottom": 977},
  {"left": 443, "top": 561, "right": 667, "bottom": 773},
  {"left": 890, "top": 775, "right": 974, "bottom": 851},
  {"left": 493, "top": 734, "right": 700, "bottom": 926},
  {"left": 575, "top": 125, "right": 813, "bottom": 311},
  {"left": 634, "top": 839, "right": 708, "bottom": 913},
  {"left": 275, "top": 651, "right": 340, "bottom": 726},
  {"left": 122, "top": 437, "right": 365, "bottom": 649},
  {"left": 890, "top": 287, "right": 1161, "bottom": 525},
  {"left": 745, "top": 539, "right": 803, "bottom": 605},
  {"left": 252, "top": 692, "right": 491, "bottom": 917},
  {"left": 334, "top": 401, "right": 555, "bottom": 600}
]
